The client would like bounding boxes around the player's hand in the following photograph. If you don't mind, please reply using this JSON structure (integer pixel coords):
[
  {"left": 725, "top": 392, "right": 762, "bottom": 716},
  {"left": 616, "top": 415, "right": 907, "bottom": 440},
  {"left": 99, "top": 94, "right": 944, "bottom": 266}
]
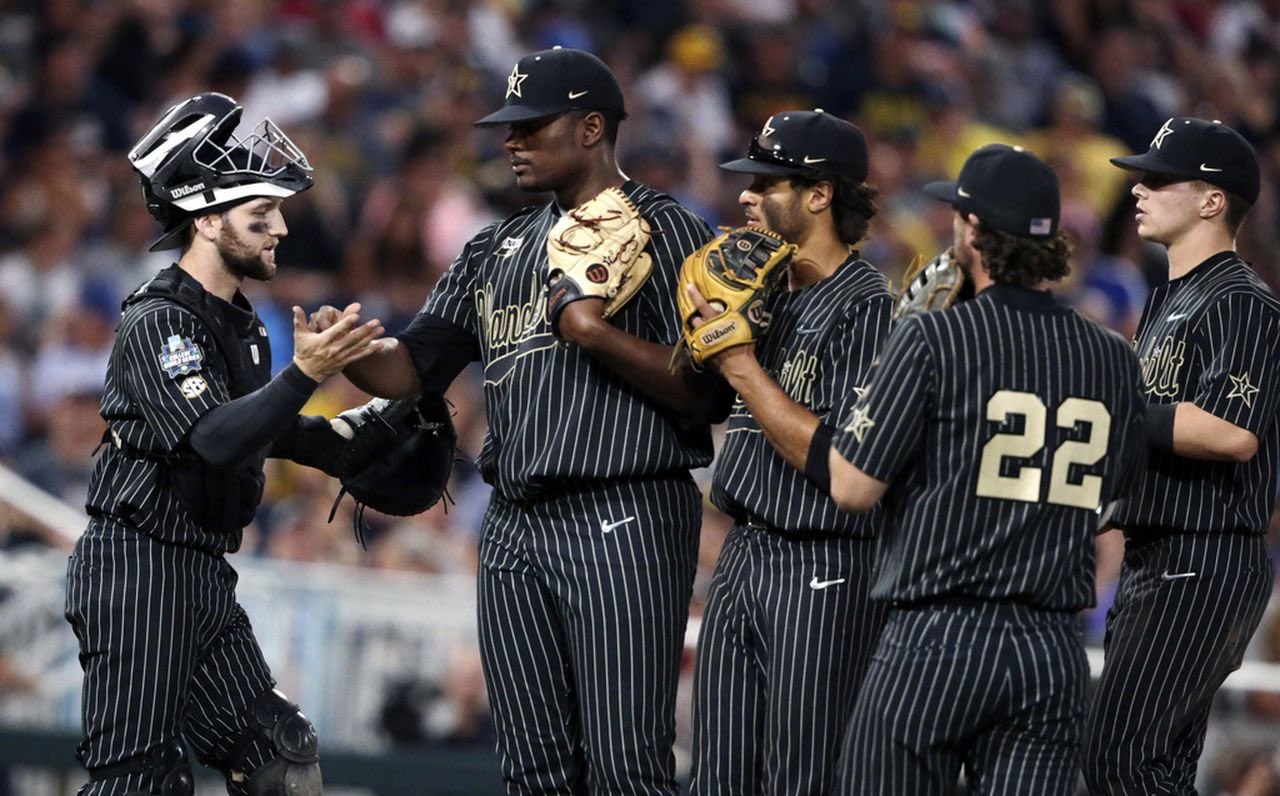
[
  {"left": 291, "top": 303, "right": 391, "bottom": 382},
  {"left": 307, "top": 304, "right": 344, "bottom": 333},
  {"left": 554, "top": 297, "right": 608, "bottom": 345},
  {"left": 685, "top": 283, "right": 754, "bottom": 375}
]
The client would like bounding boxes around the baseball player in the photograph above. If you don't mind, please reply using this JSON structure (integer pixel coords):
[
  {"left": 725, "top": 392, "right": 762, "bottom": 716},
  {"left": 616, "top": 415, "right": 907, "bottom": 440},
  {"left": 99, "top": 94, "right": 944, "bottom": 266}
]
[
  {"left": 311, "top": 48, "right": 714, "bottom": 793},
  {"left": 1083, "top": 118, "right": 1279, "bottom": 794},
  {"left": 681, "top": 111, "right": 892, "bottom": 794},
  {"left": 64, "top": 93, "right": 385, "bottom": 793},
  {"left": 824, "top": 144, "right": 1147, "bottom": 794}
]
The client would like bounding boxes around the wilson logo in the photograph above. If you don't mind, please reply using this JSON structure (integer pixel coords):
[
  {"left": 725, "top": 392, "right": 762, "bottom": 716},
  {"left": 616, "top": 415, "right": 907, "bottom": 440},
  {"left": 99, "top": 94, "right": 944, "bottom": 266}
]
[
  {"left": 699, "top": 322, "right": 738, "bottom": 344},
  {"left": 170, "top": 182, "right": 206, "bottom": 198},
  {"left": 586, "top": 264, "right": 609, "bottom": 283}
]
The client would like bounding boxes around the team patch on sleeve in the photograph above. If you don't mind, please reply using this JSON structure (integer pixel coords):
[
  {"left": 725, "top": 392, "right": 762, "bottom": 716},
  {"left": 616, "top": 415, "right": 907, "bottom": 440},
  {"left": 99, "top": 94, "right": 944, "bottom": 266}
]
[
  {"left": 179, "top": 375, "right": 208, "bottom": 399},
  {"left": 158, "top": 335, "right": 204, "bottom": 378}
]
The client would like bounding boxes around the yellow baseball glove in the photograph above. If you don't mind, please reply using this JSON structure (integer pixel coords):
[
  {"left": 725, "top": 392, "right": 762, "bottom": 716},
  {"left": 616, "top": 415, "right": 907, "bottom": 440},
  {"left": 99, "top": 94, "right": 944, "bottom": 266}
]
[{"left": 674, "top": 227, "right": 795, "bottom": 368}]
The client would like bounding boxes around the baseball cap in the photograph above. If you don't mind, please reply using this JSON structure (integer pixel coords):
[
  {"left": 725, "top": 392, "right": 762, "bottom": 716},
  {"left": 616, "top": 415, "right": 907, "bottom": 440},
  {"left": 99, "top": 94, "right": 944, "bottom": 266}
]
[
  {"left": 1110, "top": 117, "right": 1260, "bottom": 204},
  {"left": 720, "top": 110, "right": 869, "bottom": 183},
  {"left": 475, "top": 47, "right": 626, "bottom": 127},
  {"left": 924, "top": 144, "right": 1060, "bottom": 239}
]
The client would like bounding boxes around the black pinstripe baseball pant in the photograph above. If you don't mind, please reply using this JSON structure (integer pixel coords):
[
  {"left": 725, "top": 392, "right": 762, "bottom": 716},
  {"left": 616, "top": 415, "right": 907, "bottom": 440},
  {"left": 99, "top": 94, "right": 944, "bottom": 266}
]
[
  {"left": 690, "top": 524, "right": 885, "bottom": 795},
  {"left": 64, "top": 519, "right": 280, "bottom": 795},
  {"left": 838, "top": 602, "right": 1088, "bottom": 796},
  {"left": 1083, "top": 532, "right": 1273, "bottom": 795},
  {"left": 476, "top": 476, "right": 700, "bottom": 795}
]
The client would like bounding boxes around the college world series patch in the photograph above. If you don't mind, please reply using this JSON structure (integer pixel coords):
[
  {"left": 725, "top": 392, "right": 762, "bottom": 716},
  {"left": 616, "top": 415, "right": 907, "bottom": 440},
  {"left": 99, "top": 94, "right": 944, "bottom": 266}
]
[{"left": 159, "top": 335, "right": 203, "bottom": 378}]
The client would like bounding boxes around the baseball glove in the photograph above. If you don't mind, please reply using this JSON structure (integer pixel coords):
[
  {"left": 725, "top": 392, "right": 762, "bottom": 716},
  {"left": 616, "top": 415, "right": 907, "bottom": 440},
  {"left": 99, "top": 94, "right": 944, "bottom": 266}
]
[
  {"left": 894, "top": 249, "right": 966, "bottom": 319},
  {"left": 673, "top": 227, "right": 796, "bottom": 368},
  {"left": 546, "top": 187, "right": 653, "bottom": 335},
  {"left": 328, "top": 393, "right": 457, "bottom": 547}
]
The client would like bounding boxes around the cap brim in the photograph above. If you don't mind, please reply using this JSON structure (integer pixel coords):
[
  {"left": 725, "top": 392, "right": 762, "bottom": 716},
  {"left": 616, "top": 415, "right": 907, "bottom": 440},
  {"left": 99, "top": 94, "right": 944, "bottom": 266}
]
[
  {"left": 474, "top": 104, "right": 565, "bottom": 127},
  {"left": 1109, "top": 152, "right": 1182, "bottom": 175},
  {"left": 718, "top": 157, "right": 804, "bottom": 176},
  {"left": 923, "top": 180, "right": 958, "bottom": 204}
]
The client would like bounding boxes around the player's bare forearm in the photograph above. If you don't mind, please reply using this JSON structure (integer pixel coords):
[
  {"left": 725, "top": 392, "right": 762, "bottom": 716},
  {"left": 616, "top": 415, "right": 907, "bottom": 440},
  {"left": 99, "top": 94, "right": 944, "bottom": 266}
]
[
  {"left": 828, "top": 448, "right": 889, "bottom": 512},
  {"left": 716, "top": 348, "right": 819, "bottom": 472},
  {"left": 1172, "top": 401, "right": 1259, "bottom": 461},
  {"left": 342, "top": 341, "right": 423, "bottom": 400},
  {"left": 558, "top": 303, "right": 703, "bottom": 414}
]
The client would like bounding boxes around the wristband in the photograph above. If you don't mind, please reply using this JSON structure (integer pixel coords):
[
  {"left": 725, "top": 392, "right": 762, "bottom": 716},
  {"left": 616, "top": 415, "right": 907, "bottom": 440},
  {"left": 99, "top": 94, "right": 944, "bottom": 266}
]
[
  {"left": 1146, "top": 402, "right": 1176, "bottom": 452},
  {"left": 804, "top": 422, "right": 836, "bottom": 493}
]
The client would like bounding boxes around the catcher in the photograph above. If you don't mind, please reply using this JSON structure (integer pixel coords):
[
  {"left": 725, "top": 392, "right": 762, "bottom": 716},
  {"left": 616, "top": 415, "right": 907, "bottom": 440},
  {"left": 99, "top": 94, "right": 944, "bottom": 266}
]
[
  {"left": 678, "top": 110, "right": 896, "bottom": 795},
  {"left": 308, "top": 48, "right": 718, "bottom": 794}
]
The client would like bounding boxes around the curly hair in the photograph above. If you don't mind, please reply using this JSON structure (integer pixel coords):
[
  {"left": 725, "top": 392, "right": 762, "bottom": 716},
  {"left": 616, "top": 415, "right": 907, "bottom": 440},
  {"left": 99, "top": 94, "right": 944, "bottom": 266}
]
[
  {"left": 972, "top": 223, "right": 1073, "bottom": 286},
  {"left": 790, "top": 174, "right": 878, "bottom": 246}
]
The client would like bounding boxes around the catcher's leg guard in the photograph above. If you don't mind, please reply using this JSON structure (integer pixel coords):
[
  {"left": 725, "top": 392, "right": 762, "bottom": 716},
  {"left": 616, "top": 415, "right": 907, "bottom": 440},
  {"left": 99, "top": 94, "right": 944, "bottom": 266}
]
[
  {"left": 88, "top": 737, "right": 194, "bottom": 795},
  {"left": 231, "top": 689, "right": 322, "bottom": 795}
]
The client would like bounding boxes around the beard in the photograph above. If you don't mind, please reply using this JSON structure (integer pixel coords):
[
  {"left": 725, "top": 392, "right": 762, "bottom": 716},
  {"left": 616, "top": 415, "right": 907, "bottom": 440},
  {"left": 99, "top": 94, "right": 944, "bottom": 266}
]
[
  {"left": 761, "top": 197, "right": 805, "bottom": 244},
  {"left": 217, "top": 222, "right": 274, "bottom": 281}
]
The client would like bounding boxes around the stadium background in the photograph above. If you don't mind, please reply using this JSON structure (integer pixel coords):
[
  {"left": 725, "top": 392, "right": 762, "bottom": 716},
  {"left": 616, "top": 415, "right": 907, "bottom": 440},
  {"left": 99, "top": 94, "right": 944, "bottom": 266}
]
[{"left": 0, "top": 0, "right": 1278, "bottom": 793}]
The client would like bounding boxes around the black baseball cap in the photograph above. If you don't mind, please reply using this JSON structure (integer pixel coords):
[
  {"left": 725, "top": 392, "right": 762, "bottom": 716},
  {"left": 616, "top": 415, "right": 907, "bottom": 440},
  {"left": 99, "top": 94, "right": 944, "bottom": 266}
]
[
  {"left": 720, "top": 110, "right": 869, "bottom": 183},
  {"left": 924, "top": 144, "right": 1060, "bottom": 239},
  {"left": 1110, "top": 117, "right": 1260, "bottom": 204},
  {"left": 475, "top": 47, "right": 626, "bottom": 127}
]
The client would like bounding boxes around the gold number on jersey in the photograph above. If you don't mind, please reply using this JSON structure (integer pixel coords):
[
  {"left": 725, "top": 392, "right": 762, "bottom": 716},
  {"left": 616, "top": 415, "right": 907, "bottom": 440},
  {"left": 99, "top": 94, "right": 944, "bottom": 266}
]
[
  {"left": 976, "top": 390, "right": 1111, "bottom": 509},
  {"left": 977, "top": 390, "right": 1045, "bottom": 502}
]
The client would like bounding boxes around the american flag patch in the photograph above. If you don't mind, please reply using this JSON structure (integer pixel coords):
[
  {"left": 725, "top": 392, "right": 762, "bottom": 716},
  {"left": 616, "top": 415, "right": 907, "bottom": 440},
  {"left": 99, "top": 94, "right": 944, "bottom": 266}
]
[{"left": 1029, "top": 218, "right": 1052, "bottom": 235}]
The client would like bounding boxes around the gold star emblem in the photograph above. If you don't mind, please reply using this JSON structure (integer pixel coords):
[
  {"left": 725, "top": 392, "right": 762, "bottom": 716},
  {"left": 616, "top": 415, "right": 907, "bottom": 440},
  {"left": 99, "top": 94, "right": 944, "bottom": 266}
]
[
  {"left": 852, "top": 385, "right": 868, "bottom": 401},
  {"left": 1227, "top": 372, "right": 1259, "bottom": 408},
  {"left": 843, "top": 405, "right": 876, "bottom": 443},
  {"left": 1150, "top": 118, "right": 1175, "bottom": 149},
  {"left": 506, "top": 64, "right": 529, "bottom": 99},
  {"left": 761, "top": 116, "right": 777, "bottom": 138}
]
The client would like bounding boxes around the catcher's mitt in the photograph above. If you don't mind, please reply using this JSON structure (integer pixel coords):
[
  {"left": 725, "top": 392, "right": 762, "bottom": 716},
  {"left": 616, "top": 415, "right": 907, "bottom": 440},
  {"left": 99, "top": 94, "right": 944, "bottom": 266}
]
[
  {"left": 328, "top": 393, "right": 457, "bottom": 547},
  {"left": 894, "top": 249, "right": 966, "bottom": 319},
  {"left": 546, "top": 187, "right": 654, "bottom": 335},
  {"left": 673, "top": 227, "right": 796, "bottom": 368}
]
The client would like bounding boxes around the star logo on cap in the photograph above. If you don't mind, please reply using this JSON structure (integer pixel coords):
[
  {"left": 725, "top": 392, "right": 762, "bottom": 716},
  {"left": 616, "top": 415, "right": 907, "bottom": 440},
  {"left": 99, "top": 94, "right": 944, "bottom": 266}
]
[
  {"left": 1151, "top": 118, "right": 1175, "bottom": 149},
  {"left": 1227, "top": 371, "right": 1259, "bottom": 408},
  {"left": 761, "top": 116, "right": 777, "bottom": 138},
  {"left": 843, "top": 405, "right": 876, "bottom": 443},
  {"left": 506, "top": 64, "right": 529, "bottom": 99}
]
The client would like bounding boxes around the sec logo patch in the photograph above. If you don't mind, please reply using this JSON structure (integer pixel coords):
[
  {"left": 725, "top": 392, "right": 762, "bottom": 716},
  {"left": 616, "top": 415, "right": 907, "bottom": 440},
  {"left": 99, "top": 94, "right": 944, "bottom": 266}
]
[{"left": 179, "top": 375, "right": 208, "bottom": 400}]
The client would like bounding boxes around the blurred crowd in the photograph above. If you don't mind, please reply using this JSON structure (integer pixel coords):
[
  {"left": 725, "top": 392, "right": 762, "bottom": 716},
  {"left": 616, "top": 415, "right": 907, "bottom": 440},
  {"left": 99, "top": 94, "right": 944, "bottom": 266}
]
[{"left": 0, "top": 0, "right": 1279, "bottom": 786}]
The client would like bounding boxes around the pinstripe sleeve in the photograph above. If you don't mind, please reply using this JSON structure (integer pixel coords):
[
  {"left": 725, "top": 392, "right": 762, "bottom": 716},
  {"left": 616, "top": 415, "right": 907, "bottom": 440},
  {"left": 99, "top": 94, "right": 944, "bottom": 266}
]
[
  {"left": 1193, "top": 293, "right": 1280, "bottom": 435},
  {"left": 118, "top": 305, "right": 229, "bottom": 452},
  {"left": 421, "top": 221, "right": 500, "bottom": 335},
  {"left": 817, "top": 294, "right": 894, "bottom": 417},
  {"left": 636, "top": 204, "right": 712, "bottom": 344},
  {"left": 832, "top": 317, "right": 933, "bottom": 482}
]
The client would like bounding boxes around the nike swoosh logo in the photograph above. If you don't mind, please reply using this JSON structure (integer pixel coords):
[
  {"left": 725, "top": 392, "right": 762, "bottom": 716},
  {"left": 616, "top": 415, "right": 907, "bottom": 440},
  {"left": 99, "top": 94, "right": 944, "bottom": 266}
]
[
  {"left": 600, "top": 516, "right": 636, "bottom": 533},
  {"left": 1199, "top": 163, "right": 1223, "bottom": 172},
  {"left": 809, "top": 576, "right": 846, "bottom": 590},
  {"left": 957, "top": 186, "right": 971, "bottom": 198},
  {"left": 802, "top": 156, "right": 827, "bottom": 164},
  {"left": 1160, "top": 570, "right": 1197, "bottom": 581},
  {"left": 1166, "top": 312, "right": 1190, "bottom": 322},
  {"left": 568, "top": 90, "right": 589, "bottom": 99}
]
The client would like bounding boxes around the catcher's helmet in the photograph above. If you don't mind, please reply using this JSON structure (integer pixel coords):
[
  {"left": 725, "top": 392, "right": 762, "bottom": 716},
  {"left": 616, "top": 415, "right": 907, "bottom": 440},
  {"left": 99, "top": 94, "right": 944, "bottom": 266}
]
[{"left": 128, "top": 92, "right": 313, "bottom": 251}]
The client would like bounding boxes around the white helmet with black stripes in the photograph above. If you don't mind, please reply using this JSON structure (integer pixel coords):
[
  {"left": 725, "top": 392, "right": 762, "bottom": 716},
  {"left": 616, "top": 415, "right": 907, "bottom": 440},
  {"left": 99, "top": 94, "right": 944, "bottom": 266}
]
[{"left": 128, "top": 92, "right": 313, "bottom": 251}]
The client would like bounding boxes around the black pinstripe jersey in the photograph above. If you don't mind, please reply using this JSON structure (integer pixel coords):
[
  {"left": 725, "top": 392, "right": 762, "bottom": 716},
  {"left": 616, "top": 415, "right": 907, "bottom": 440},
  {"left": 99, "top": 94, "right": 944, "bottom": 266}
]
[
  {"left": 86, "top": 278, "right": 269, "bottom": 553},
  {"left": 711, "top": 254, "right": 893, "bottom": 535},
  {"left": 1113, "top": 252, "right": 1280, "bottom": 535},
  {"left": 834, "top": 285, "right": 1147, "bottom": 610},
  {"left": 416, "top": 181, "right": 714, "bottom": 501}
]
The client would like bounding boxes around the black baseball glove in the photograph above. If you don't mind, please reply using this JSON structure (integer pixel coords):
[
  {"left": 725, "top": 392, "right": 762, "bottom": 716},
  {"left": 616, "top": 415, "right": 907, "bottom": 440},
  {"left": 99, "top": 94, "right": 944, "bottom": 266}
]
[{"left": 328, "top": 393, "right": 458, "bottom": 547}]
